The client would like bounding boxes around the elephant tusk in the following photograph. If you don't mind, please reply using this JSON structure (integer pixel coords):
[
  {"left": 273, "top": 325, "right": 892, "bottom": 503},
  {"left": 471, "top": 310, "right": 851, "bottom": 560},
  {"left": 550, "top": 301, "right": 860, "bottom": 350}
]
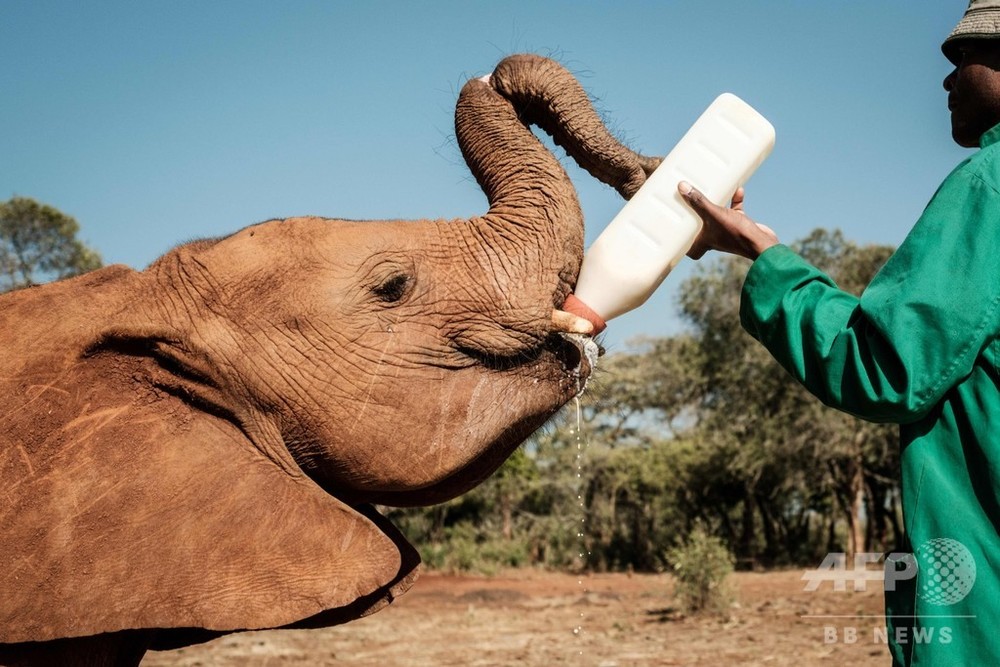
[{"left": 551, "top": 309, "right": 594, "bottom": 335}]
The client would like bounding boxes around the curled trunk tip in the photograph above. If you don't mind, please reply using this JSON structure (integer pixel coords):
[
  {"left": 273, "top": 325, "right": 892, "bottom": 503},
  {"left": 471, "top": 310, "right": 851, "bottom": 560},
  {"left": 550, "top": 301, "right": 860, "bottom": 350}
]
[{"left": 489, "top": 54, "right": 662, "bottom": 200}]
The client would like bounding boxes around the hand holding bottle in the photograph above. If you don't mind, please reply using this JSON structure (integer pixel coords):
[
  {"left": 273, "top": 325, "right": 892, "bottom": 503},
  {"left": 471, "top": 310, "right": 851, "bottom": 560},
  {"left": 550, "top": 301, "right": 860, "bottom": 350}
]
[{"left": 678, "top": 183, "right": 779, "bottom": 261}]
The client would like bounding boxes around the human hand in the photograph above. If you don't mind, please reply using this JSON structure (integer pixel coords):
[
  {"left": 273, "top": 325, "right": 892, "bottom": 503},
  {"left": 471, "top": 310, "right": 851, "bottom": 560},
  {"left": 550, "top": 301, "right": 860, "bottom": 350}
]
[{"left": 678, "top": 182, "right": 779, "bottom": 260}]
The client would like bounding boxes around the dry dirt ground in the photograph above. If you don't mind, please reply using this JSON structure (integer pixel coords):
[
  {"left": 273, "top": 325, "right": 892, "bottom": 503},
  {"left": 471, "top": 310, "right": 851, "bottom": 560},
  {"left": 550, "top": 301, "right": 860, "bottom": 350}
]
[{"left": 141, "top": 569, "right": 888, "bottom": 667}]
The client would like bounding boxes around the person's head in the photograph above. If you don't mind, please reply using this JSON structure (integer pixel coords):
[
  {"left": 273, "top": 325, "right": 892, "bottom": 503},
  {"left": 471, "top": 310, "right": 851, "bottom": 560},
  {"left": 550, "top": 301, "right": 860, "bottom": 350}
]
[{"left": 943, "top": 1, "right": 1000, "bottom": 147}]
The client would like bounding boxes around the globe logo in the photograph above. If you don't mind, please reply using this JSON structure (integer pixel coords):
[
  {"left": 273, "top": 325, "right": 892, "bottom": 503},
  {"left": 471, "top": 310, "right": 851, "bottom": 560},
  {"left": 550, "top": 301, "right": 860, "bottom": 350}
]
[{"left": 914, "top": 538, "right": 976, "bottom": 606}]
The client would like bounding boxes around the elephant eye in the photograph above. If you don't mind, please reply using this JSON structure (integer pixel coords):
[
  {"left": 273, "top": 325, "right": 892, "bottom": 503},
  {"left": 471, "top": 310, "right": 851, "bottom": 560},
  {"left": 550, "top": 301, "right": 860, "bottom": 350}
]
[{"left": 372, "top": 273, "right": 411, "bottom": 303}]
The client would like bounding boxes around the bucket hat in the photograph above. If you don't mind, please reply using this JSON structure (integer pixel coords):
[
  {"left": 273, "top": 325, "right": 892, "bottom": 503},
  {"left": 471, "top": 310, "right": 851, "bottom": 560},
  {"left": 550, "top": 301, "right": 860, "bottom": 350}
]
[{"left": 943, "top": 0, "right": 1000, "bottom": 64}]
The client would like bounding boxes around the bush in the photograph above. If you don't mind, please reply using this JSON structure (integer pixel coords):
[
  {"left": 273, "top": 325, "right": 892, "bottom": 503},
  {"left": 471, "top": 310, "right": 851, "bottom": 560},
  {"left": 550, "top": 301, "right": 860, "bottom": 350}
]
[
  {"left": 416, "top": 523, "right": 531, "bottom": 575},
  {"left": 666, "top": 524, "right": 735, "bottom": 615}
]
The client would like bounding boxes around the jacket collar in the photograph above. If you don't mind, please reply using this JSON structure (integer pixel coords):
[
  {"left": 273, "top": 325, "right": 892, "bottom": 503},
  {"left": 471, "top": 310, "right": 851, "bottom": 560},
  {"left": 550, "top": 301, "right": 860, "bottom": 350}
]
[{"left": 981, "top": 123, "right": 1000, "bottom": 148}]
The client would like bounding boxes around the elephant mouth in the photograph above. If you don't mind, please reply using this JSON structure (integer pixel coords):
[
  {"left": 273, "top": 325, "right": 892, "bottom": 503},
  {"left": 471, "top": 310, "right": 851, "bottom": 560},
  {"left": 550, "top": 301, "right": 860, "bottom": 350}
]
[{"left": 556, "top": 332, "right": 601, "bottom": 390}]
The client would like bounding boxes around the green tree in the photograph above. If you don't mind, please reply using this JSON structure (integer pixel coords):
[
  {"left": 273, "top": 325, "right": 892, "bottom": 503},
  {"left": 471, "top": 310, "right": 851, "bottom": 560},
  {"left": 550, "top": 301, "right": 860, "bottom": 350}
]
[
  {"left": 0, "top": 196, "right": 102, "bottom": 292},
  {"left": 677, "top": 229, "right": 898, "bottom": 563}
]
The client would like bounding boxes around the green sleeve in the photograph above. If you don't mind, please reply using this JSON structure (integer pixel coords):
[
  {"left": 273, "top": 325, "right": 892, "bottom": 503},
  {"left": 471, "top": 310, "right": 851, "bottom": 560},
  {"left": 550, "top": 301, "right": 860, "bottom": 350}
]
[{"left": 740, "top": 165, "right": 1000, "bottom": 423}]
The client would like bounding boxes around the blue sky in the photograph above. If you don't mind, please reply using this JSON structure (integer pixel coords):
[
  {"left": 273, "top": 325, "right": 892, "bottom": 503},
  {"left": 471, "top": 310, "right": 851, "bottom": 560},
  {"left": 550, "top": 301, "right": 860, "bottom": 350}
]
[{"left": 2, "top": 2, "right": 967, "bottom": 351}]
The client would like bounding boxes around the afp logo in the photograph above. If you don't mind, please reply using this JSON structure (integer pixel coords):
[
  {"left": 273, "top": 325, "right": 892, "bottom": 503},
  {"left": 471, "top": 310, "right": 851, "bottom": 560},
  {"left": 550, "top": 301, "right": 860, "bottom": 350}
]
[
  {"left": 803, "top": 538, "right": 977, "bottom": 606},
  {"left": 912, "top": 538, "right": 976, "bottom": 605}
]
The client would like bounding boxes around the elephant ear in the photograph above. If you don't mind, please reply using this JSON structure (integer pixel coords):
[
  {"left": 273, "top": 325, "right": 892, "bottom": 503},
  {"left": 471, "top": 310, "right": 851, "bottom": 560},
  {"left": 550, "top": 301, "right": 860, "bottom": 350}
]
[{"left": 0, "top": 370, "right": 419, "bottom": 644}]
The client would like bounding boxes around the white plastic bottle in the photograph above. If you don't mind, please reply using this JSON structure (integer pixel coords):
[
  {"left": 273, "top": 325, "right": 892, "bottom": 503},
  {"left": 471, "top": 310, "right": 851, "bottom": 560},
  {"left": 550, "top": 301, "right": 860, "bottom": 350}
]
[{"left": 565, "top": 93, "right": 775, "bottom": 332}]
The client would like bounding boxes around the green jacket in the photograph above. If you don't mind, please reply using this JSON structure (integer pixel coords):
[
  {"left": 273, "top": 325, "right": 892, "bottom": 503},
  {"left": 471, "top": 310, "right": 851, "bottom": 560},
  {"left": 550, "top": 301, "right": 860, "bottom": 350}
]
[{"left": 741, "top": 123, "right": 1000, "bottom": 666}]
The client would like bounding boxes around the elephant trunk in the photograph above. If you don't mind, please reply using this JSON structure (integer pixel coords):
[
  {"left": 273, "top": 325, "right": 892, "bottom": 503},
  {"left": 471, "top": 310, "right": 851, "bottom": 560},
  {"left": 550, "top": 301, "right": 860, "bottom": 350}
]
[
  {"left": 489, "top": 54, "right": 661, "bottom": 199},
  {"left": 456, "top": 55, "right": 662, "bottom": 214},
  {"left": 453, "top": 55, "right": 660, "bottom": 344}
]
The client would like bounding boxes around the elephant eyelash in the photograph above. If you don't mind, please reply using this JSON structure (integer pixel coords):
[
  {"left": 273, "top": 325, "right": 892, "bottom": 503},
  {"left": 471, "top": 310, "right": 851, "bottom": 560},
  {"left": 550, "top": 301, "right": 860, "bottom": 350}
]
[{"left": 372, "top": 274, "right": 411, "bottom": 303}]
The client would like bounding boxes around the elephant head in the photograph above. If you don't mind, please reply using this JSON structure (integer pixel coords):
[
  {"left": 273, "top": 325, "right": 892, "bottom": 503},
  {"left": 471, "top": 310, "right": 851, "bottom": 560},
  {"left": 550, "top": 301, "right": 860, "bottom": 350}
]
[{"left": 0, "top": 54, "right": 659, "bottom": 662}]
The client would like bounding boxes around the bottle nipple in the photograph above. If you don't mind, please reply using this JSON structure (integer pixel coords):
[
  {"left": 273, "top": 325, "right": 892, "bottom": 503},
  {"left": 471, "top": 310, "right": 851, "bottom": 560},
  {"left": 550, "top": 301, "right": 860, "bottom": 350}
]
[{"left": 562, "top": 294, "right": 607, "bottom": 335}]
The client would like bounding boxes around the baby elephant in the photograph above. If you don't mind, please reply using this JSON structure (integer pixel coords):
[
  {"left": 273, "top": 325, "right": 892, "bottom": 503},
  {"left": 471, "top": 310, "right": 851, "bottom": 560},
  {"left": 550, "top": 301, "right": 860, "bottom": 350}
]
[{"left": 0, "top": 54, "right": 659, "bottom": 666}]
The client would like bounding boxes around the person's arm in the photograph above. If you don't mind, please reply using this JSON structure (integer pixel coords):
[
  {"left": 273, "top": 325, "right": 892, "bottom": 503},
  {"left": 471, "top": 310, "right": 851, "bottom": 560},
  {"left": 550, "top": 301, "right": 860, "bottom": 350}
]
[{"left": 679, "top": 172, "right": 1000, "bottom": 423}]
